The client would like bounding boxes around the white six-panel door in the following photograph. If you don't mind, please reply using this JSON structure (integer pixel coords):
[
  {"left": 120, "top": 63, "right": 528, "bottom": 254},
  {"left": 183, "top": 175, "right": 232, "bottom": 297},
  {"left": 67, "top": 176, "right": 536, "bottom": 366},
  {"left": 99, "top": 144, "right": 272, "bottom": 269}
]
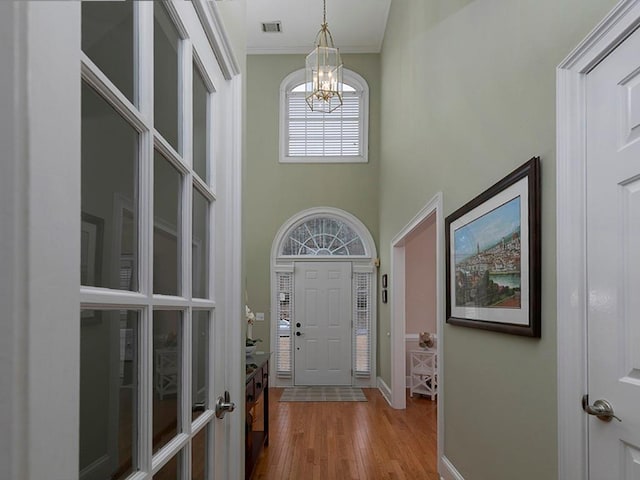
[
  {"left": 294, "top": 262, "right": 353, "bottom": 386},
  {"left": 586, "top": 23, "right": 640, "bottom": 478}
]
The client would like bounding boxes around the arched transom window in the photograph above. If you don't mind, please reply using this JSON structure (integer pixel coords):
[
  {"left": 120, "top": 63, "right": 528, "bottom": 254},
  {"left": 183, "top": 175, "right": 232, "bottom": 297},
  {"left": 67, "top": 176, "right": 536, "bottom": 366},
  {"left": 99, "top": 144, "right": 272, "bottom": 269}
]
[{"left": 280, "top": 216, "right": 366, "bottom": 256}]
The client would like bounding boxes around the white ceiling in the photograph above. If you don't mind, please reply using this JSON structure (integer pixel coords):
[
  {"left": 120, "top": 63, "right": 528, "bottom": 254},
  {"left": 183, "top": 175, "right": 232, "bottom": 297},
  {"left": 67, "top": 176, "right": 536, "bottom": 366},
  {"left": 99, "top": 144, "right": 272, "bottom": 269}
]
[{"left": 246, "top": 0, "right": 392, "bottom": 55}]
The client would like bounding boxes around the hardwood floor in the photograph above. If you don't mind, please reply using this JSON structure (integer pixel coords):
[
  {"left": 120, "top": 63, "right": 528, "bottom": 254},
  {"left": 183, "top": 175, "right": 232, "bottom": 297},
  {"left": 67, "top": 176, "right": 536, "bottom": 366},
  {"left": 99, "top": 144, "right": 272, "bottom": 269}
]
[{"left": 252, "top": 388, "right": 438, "bottom": 480}]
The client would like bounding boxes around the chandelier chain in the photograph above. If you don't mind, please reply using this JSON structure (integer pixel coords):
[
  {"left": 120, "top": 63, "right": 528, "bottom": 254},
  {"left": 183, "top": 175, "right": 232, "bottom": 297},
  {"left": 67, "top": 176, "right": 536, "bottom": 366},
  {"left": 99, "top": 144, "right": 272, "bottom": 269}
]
[{"left": 323, "top": 0, "right": 327, "bottom": 26}]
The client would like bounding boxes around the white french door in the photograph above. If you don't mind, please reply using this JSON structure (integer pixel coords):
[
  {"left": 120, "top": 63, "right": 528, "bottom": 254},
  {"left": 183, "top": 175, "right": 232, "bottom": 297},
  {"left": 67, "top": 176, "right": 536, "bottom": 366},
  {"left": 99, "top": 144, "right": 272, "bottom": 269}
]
[
  {"left": 79, "top": 2, "right": 240, "bottom": 479},
  {"left": 585, "top": 23, "right": 640, "bottom": 478},
  {"left": 294, "top": 262, "right": 353, "bottom": 386}
]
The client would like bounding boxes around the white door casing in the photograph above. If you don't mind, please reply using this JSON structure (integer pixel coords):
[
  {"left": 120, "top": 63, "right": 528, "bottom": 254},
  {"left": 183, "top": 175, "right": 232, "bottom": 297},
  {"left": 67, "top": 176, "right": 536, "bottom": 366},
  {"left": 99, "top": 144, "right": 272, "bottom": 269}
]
[
  {"left": 0, "top": 4, "right": 81, "bottom": 480},
  {"left": 585, "top": 24, "right": 640, "bottom": 478},
  {"left": 557, "top": 1, "right": 640, "bottom": 479},
  {"left": 389, "top": 192, "right": 445, "bottom": 476},
  {"left": 294, "top": 262, "right": 353, "bottom": 386}
]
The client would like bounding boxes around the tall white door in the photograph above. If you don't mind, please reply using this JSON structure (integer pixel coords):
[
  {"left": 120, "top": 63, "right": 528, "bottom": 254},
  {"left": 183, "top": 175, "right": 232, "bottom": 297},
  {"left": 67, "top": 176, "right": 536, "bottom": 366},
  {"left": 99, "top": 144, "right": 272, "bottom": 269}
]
[
  {"left": 78, "top": 2, "right": 241, "bottom": 479},
  {"left": 294, "top": 262, "right": 352, "bottom": 385},
  {"left": 586, "top": 24, "right": 640, "bottom": 478}
]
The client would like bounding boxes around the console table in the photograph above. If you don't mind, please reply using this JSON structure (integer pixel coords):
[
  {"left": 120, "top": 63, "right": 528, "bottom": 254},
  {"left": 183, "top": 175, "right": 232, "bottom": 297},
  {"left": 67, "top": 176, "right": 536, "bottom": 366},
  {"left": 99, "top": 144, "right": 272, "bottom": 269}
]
[{"left": 245, "top": 353, "right": 269, "bottom": 479}]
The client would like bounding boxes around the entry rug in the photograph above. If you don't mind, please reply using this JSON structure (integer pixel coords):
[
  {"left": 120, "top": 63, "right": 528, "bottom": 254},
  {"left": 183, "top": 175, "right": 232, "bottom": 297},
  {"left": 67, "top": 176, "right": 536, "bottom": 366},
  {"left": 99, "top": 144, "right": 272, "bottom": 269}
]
[{"left": 279, "top": 386, "right": 367, "bottom": 402}]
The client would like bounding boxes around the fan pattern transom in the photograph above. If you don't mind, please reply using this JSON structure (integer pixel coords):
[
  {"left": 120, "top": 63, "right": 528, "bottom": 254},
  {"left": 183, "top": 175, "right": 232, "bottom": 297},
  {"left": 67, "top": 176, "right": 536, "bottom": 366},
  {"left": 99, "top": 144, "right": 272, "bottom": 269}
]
[{"left": 280, "top": 216, "right": 366, "bottom": 256}]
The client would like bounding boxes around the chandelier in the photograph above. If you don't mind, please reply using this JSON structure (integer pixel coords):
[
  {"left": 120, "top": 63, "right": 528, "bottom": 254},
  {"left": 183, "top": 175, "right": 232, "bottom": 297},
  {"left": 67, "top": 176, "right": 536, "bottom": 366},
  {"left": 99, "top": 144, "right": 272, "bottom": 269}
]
[{"left": 305, "top": 0, "right": 343, "bottom": 113}]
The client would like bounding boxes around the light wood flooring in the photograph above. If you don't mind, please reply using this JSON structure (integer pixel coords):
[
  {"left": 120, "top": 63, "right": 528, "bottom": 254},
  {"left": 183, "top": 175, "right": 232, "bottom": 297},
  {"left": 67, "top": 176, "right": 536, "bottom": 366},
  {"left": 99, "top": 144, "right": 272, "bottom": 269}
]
[{"left": 252, "top": 388, "right": 438, "bottom": 480}]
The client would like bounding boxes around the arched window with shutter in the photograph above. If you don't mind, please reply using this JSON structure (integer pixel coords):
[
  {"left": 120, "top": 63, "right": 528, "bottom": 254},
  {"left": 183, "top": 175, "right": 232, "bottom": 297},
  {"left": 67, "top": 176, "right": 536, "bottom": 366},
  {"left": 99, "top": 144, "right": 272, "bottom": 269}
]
[{"left": 279, "top": 68, "right": 369, "bottom": 163}]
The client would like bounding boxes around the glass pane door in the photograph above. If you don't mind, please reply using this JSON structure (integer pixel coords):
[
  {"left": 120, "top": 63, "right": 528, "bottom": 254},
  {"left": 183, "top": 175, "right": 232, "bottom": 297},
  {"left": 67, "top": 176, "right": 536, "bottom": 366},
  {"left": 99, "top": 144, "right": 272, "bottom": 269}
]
[{"left": 79, "top": 2, "right": 237, "bottom": 478}]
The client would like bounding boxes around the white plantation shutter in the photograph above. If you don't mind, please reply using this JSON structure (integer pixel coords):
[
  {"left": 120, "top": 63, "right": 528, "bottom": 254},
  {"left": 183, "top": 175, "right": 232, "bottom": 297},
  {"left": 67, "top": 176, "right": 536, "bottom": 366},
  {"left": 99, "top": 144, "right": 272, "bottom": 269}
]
[
  {"left": 287, "top": 92, "right": 361, "bottom": 157},
  {"left": 276, "top": 272, "right": 293, "bottom": 377},
  {"left": 280, "top": 69, "right": 368, "bottom": 163},
  {"left": 353, "top": 272, "right": 371, "bottom": 377}
]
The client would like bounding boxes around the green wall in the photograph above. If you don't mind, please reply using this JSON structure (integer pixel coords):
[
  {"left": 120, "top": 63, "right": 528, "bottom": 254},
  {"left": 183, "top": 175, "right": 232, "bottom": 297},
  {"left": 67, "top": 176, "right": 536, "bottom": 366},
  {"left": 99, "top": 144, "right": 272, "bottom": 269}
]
[
  {"left": 245, "top": 54, "right": 381, "bottom": 352},
  {"left": 378, "top": 0, "right": 615, "bottom": 479}
]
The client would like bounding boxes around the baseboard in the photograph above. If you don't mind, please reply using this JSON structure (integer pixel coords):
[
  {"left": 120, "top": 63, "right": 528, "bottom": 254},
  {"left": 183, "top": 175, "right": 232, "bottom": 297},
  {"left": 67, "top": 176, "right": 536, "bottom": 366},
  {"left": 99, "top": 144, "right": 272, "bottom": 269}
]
[
  {"left": 377, "top": 376, "right": 393, "bottom": 406},
  {"left": 440, "top": 456, "right": 465, "bottom": 480}
]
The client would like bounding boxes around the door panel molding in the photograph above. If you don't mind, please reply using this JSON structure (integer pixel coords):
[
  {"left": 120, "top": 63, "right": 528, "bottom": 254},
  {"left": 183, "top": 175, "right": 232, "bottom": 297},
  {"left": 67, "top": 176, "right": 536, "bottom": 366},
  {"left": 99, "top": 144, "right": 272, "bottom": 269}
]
[
  {"left": 294, "top": 262, "right": 352, "bottom": 386},
  {"left": 557, "top": 2, "right": 640, "bottom": 479}
]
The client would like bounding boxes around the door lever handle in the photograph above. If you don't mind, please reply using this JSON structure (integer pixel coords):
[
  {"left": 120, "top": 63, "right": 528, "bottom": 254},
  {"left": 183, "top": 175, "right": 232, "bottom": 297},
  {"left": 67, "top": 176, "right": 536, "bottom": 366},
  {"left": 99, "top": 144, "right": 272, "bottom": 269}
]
[
  {"left": 582, "top": 395, "right": 621, "bottom": 422},
  {"left": 215, "top": 390, "right": 236, "bottom": 419}
]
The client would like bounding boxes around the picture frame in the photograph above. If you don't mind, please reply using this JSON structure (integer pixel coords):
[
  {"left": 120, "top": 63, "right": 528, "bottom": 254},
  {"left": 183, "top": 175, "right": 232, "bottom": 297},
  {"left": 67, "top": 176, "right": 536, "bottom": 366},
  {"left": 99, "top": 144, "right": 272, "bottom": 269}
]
[
  {"left": 381, "top": 274, "right": 388, "bottom": 289},
  {"left": 445, "top": 157, "right": 541, "bottom": 337}
]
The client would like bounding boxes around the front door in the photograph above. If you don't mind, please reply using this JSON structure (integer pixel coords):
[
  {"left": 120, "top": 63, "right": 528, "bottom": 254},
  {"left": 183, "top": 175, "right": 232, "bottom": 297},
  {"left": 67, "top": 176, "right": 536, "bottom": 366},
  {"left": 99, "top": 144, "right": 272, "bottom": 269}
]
[
  {"left": 294, "top": 262, "right": 352, "bottom": 385},
  {"left": 585, "top": 24, "right": 640, "bottom": 478}
]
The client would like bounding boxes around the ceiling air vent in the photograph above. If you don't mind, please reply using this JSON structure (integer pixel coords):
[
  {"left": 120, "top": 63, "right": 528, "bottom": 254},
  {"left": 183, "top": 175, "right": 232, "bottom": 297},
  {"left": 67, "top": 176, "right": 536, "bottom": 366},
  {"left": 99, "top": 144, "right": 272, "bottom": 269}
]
[{"left": 261, "top": 21, "right": 282, "bottom": 33}]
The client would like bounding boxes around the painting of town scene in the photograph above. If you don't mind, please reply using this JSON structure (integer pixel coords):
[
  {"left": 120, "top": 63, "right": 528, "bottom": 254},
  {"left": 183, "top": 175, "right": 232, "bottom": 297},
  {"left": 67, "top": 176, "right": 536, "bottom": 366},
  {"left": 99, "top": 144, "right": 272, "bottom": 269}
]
[{"left": 454, "top": 197, "right": 521, "bottom": 309}]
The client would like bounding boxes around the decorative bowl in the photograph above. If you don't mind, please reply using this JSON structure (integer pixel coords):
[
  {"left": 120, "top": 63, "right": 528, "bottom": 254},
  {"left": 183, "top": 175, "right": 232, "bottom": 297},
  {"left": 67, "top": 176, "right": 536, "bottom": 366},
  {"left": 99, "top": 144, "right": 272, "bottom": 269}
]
[{"left": 245, "top": 344, "right": 257, "bottom": 356}]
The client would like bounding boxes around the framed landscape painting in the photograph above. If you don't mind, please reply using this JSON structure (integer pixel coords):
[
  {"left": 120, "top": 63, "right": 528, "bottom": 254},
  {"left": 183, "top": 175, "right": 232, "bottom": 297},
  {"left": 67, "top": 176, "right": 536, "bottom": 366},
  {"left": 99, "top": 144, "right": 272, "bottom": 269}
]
[{"left": 445, "top": 157, "right": 541, "bottom": 337}]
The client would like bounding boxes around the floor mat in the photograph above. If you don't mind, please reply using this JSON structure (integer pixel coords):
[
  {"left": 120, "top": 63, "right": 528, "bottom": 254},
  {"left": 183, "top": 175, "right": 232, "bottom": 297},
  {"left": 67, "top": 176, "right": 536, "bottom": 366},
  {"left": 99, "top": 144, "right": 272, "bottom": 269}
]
[{"left": 279, "top": 386, "right": 367, "bottom": 402}]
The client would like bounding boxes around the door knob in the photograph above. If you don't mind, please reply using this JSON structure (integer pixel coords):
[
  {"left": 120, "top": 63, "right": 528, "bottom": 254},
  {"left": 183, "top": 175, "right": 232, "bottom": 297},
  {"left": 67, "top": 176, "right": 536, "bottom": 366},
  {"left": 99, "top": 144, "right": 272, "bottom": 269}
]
[
  {"left": 582, "top": 395, "right": 621, "bottom": 422},
  {"left": 215, "top": 390, "right": 236, "bottom": 419},
  {"left": 295, "top": 331, "right": 302, "bottom": 336},
  {"left": 296, "top": 322, "right": 301, "bottom": 328}
]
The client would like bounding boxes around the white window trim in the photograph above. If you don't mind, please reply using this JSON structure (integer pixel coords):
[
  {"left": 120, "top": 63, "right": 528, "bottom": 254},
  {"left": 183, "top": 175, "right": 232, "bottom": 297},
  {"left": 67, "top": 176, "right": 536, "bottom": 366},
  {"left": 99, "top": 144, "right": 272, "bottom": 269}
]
[
  {"left": 279, "top": 68, "right": 369, "bottom": 164},
  {"left": 270, "top": 207, "right": 377, "bottom": 388}
]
